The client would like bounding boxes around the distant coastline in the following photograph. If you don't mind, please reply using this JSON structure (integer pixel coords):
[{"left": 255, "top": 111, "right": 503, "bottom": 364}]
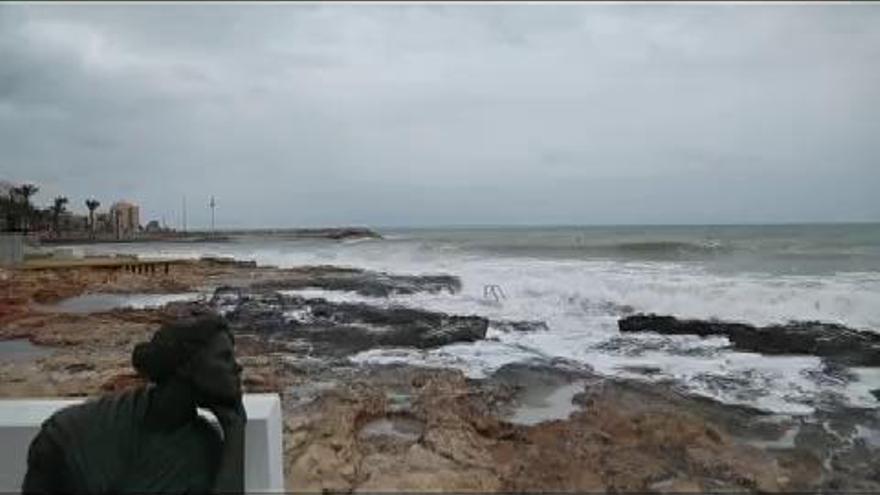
[{"left": 37, "top": 227, "right": 382, "bottom": 245}]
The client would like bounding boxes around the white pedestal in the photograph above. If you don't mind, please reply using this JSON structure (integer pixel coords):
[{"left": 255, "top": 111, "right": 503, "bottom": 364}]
[{"left": 0, "top": 394, "right": 284, "bottom": 493}]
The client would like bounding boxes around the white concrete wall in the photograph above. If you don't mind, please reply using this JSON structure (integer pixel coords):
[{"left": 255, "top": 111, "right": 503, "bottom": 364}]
[
  {"left": 0, "top": 233, "right": 23, "bottom": 266},
  {"left": 0, "top": 394, "right": 284, "bottom": 494}
]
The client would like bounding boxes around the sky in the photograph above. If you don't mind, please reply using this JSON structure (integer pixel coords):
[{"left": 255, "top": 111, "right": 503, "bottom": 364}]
[{"left": 1, "top": 2, "right": 878, "bottom": 229}]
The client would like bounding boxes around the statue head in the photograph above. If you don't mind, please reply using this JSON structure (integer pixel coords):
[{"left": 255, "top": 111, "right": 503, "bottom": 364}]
[{"left": 133, "top": 313, "right": 242, "bottom": 405}]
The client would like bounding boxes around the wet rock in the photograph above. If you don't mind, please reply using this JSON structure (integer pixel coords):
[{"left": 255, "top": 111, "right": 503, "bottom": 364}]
[
  {"left": 226, "top": 299, "right": 288, "bottom": 334},
  {"left": 357, "top": 414, "right": 425, "bottom": 443},
  {"left": 252, "top": 269, "right": 461, "bottom": 297},
  {"left": 491, "top": 359, "right": 596, "bottom": 388},
  {"left": 278, "top": 227, "right": 381, "bottom": 240},
  {"left": 649, "top": 477, "right": 703, "bottom": 493},
  {"left": 199, "top": 256, "right": 258, "bottom": 268},
  {"left": 492, "top": 320, "right": 549, "bottom": 333},
  {"left": 476, "top": 360, "right": 791, "bottom": 492},
  {"left": 214, "top": 288, "right": 488, "bottom": 355},
  {"left": 619, "top": 314, "right": 880, "bottom": 366},
  {"left": 802, "top": 361, "right": 857, "bottom": 387},
  {"left": 488, "top": 360, "right": 596, "bottom": 425},
  {"left": 65, "top": 362, "right": 95, "bottom": 373},
  {"left": 823, "top": 437, "right": 880, "bottom": 492},
  {"left": 619, "top": 365, "right": 664, "bottom": 376},
  {"left": 294, "top": 313, "right": 487, "bottom": 356},
  {"left": 594, "top": 334, "right": 722, "bottom": 358}
]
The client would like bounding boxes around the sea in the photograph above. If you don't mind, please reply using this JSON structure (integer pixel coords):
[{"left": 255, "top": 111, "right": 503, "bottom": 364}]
[{"left": 71, "top": 223, "right": 880, "bottom": 415}]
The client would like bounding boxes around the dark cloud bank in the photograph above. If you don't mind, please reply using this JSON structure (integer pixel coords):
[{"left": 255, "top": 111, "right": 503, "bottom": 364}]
[{"left": 1, "top": 3, "right": 878, "bottom": 228}]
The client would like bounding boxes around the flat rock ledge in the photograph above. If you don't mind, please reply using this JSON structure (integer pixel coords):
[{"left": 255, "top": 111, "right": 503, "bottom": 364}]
[
  {"left": 210, "top": 287, "right": 487, "bottom": 356},
  {"left": 251, "top": 269, "right": 461, "bottom": 297},
  {"left": 618, "top": 313, "right": 880, "bottom": 366}
]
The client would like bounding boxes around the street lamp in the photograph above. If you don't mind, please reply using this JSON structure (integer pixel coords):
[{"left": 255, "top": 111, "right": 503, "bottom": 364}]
[{"left": 209, "top": 195, "right": 216, "bottom": 237}]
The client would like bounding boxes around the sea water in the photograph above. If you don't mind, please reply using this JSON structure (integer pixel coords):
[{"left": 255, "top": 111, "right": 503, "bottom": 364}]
[{"left": 69, "top": 223, "right": 880, "bottom": 414}]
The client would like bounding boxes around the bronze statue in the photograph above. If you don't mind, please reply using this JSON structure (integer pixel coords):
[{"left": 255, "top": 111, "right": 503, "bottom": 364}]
[{"left": 22, "top": 314, "right": 246, "bottom": 494}]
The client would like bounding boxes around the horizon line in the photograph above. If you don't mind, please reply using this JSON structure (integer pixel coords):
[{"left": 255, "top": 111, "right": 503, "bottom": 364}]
[{"left": 181, "top": 220, "right": 880, "bottom": 233}]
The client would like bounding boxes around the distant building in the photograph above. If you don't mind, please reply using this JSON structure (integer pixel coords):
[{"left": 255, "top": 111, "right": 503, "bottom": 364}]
[
  {"left": 94, "top": 212, "right": 112, "bottom": 234},
  {"left": 59, "top": 212, "right": 88, "bottom": 232},
  {"left": 109, "top": 201, "right": 140, "bottom": 239},
  {"left": 144, "top": 220, "right": 163, "bottom": 233}
]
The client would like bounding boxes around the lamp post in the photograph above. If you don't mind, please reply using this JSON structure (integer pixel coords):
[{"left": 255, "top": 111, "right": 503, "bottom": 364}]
[{"left": 209, "top": 195, "right": 216, "bottom": 238}]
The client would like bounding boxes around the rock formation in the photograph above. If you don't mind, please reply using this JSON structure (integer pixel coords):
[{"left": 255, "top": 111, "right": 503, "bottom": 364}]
[
  {"left": 214, "top": 288, "right": 487, "bottom": 356},
  {"left": 619, "top": 314, "right": 880, "bottom": 366}
]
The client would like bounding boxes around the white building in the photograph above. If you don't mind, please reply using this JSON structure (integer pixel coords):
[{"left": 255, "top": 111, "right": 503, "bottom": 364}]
[{"left": 109, "top": 201, "right": 140, "bottom": 239}]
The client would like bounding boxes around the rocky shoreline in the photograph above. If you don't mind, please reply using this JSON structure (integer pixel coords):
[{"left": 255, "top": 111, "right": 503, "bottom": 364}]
[{"left": 1, "top": 258, "right": 879, "bottom": 491}]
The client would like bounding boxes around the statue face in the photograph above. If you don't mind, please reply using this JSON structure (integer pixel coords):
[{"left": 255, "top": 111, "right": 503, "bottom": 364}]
[{"left": 189, "top": 332, "right": 242, "bottom": 405}]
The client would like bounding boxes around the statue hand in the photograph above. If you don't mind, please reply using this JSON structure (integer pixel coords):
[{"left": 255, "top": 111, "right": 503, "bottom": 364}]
[{"left": 208, "top": 399, "right": 247, "bottom": 430}]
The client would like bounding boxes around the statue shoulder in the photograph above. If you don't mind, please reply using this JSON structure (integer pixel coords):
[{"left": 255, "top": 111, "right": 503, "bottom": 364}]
[
  {"left": 25, "top": 387, "right": 151, "bottom": 493},
  {"left": 43, "top": 386, "right": 151, "bottom": 437}
]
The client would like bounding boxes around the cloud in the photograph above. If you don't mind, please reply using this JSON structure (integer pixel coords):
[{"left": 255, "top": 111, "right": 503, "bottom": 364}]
[{"left": 1, "top": 3, "right": 878, "bottom": 227}]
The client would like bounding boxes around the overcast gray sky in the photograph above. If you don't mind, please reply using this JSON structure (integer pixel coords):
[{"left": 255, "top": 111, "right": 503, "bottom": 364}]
[{"left": 1, "top": 2, "right": 878, "bottom": 228}]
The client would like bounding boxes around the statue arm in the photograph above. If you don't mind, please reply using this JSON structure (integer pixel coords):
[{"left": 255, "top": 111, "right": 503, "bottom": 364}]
[{"left": 210, "top": 402, "right": 247, "bottom": 494}]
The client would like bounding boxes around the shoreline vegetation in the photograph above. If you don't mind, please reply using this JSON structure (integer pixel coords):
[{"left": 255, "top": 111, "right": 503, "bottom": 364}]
[
  {"left": 1, "top": 253, "right": 879, "bottom": 492},
  {"left": 1, "top": 177, "right": 379, "bottom": 245}
]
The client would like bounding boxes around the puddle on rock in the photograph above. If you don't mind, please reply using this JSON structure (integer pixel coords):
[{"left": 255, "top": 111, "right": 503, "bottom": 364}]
[
  {"left": 49, "top": 293, "right": 201, "bottom": 314},
  {"left": 855, "top": 425, "right": 880, "bottom": 448},
  {"left": 507, "top": 381, "right": 586, "bottom": 426},
  {"left": 0, "top": 339, "right": 50, "bottom": 363},
  {"left": 288, "top": 380, "right": 338, "bottom": 407},
  {"left": 358, "top": 415, "right": 425, "bottom": 442},
  {"left": 385, "top": 391, "right": 414, "bottom": 413},
  {"left": 747, "top": 425, "right": 800, "bottom": 450}
]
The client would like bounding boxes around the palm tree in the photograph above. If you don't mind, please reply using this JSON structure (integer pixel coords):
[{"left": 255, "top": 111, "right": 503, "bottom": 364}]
[
  {"left": 85, "top": 198, "right": 100, "bottom": 239},
  {"left": 13, "top": 183, "right": 39, "bottom": 233},
  {"left": 50, "top": 196, "right": 68, "bottom": 237}
]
